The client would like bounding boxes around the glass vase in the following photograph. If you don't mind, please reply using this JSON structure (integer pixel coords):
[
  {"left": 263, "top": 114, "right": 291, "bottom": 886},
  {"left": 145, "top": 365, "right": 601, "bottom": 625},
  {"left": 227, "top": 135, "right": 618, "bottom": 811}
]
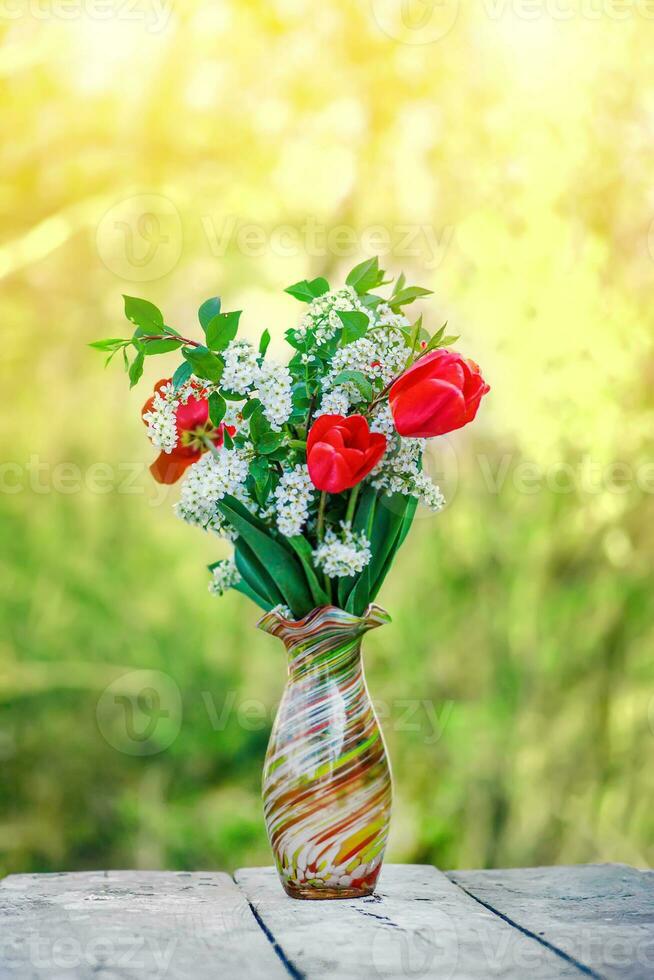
[{"left": 258, "top": 604, "right": 392, "bottom": 900}]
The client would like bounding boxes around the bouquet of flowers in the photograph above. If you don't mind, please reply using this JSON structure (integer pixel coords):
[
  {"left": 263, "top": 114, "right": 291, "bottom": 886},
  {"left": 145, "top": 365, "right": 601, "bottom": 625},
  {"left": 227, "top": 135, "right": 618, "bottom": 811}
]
[{"left": 92, "top": 257, "right": 489, "bottom": 621}]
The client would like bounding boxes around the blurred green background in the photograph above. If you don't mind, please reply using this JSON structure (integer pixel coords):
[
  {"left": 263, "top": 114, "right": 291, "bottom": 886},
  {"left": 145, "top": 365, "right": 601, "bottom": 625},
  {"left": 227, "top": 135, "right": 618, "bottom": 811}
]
[{"left": 1, "top": 2, "right": 653, "bottom": 877}]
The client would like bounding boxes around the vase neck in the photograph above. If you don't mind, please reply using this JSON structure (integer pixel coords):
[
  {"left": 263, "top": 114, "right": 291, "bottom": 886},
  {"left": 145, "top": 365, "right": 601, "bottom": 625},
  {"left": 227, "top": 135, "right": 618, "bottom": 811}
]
[{"left": 257, "top": 604, "right": 390, "bottom": 678}]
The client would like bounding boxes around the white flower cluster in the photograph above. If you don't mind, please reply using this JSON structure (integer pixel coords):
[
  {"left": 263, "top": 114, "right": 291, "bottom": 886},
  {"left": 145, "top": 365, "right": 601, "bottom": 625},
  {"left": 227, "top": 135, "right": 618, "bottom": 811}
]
[
  {"left": 257, "top": 360, "right": 293, "bottom": 430},
  {"left": 296, "top": 287, "right": 371, "bottom": 346},
  {"left": 316, "top": 323, "right": 410, "bottom": 418},
  {"left": 376, "top": 302, "right": 410, "bottom": 331},
  {"left": 274, "top": 464, "right": 315, "bottom": 537},
  {"left": 327, "top": 330, "right": 410, "bottom": 386},
  {"left": 209, "top": 558, "right": 241, "bottom": 596},
  {"left": 369, "top": 402, "right": 396, "bottom": 438},
  {"left": 372, "top": 437, "right": 445, "bottom": 512},
  {"left": 222, "top": 340, "right": 259, "bottom": 394},
  {"left": 315, "top": 387, "right": 351, "bottom": 418},
  {"left": 175, "top": 448, "right": 251, "bottom": 535},
  {"left": 270, "top": 603, "right": 293, "bottom": 620},
  {"left": 142, "top": 381, "right": 179, "bottom": 453},
  {"left": 313, "top": 523, "right": 372, "bottom": 578},
  {"left": 413, "top": 472, "right": 446, "bottom": 512}
]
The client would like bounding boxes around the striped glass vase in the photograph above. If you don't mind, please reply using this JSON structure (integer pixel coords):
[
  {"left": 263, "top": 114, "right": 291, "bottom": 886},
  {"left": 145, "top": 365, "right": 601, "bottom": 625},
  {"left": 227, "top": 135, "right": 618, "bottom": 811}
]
[{"left": 259, "top": 604, "right": 392, "bottom": 900}]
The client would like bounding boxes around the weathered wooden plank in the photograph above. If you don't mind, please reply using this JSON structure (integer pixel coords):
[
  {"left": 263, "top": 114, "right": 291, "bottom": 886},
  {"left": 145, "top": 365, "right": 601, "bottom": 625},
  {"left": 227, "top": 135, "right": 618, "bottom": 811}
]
[
  {"left": 236, "top": 864, "right": 587, "bottom": 979},
  {"left": 449, "top": 864, "right": 654, "bottom": 980},
  {"left": 0, "top": 870, "right": 288, "bottom": 979}
]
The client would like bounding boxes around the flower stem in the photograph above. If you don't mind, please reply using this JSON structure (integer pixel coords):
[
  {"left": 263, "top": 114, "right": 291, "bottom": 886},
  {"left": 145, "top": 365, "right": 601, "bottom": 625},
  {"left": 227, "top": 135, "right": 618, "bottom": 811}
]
[
  {"left": 345, "top": 483, "right": 360, "bottom": 526},
  {"left": 203, "top": 436, "right": 221, "bottom": 461},
  {"left": 317, "top": 491, "right": 328, "bottom": 541},
  {"left": 137, "top": 334, "right": 203, "bottom": 349}
]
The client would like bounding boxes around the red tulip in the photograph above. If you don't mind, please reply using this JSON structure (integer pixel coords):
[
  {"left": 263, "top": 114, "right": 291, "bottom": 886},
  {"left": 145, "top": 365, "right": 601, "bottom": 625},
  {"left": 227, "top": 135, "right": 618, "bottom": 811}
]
[
  {"left": 389, "top": 350, "right": 489, "bottom": 439},
  {"left": 142, "top": 379, "right": 234, "bottom": 485},
  {"left": 307, "top": 414, "right": 387, "bottom": 493}
]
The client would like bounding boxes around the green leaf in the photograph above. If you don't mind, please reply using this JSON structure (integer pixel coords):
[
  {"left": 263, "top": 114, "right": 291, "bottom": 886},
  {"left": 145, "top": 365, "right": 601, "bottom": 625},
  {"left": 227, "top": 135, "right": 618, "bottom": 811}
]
[
  {"left": 259, "top": 328, "right": 271, "bottom": 356},
  {"left": 223, "top": 428, "right": 234, "bottom": 449},
  {"left": 368, "top": 493, "right": 410, "bottom": 598},
  {"left": 181, "top": 345, "right": 224, "bottom": 383},
  {"left": 346, "top": 257, "right": 381, "bottom": 295},
  {"left": 241, "top": 398, "right": 262, "bottom": 420},
  {"left": 235, "top": 538, "right": 285, "bottom": 607},
  {"left": 335, "top": 310, "right": 369, "bottom": 344},
  {"left": 205, "top": 310, "right": 241, "bottom": 351},
  {"left": 232, "top": 578, "right": 271, "bottom": 612},
  {"left": 89, "top": 338, "right": 127, "bottom": 352},
  {"left": 330, "top": 370, "right": 373, "bottom": 402},
  {"left": 248, "top": 406, "right": 271, "bottom": 444},
  {"left": 208, "top": 391, "right": 226, "bottom": 427},
  {"left": 248, "top": 457, "right": 271, "bottom": 504},
  {"left": 198, "top": 296, "right": 221, "bottom": 330},
  {"left": 128, "top": 349, "right": 145, "bottom": 388},
  {"left": 123, "top": 296, "right": 164, "bottom": 332},
  {"left": 339, "top": 486, "right": 377, "bottom": 608},
  {"left": 284, "top": 277, "right": 330, "bottom": 302},
  {"left": 216, "top": 499, "right": 313, "bottom": 616},
  {"left": 172, "top": 361, "right": 193, "bottom": 389},
  {"left": 389, "top": 286, "right": 433, "bottom": 308},
  {"left": 346, "top": 566, "right": 370, "bottom": 617},
  {"left": 258, "top": 431, "right": 284, "bottom": 455},
  {"left": 220, "top": 493, "right": 270, "bottom": 533},
  {"left": 287, "top": 536, "right": 330, "bottom": 608},
  {"left": 396, "top": 495, "right": 418, "bottom": 551}
]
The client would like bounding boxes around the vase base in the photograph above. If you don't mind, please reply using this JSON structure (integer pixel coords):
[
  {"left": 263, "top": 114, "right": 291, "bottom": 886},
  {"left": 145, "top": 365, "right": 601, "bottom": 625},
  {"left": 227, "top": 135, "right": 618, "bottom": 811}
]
[{"left": 283, "top": 883, "right": 376, "bottom": 901}]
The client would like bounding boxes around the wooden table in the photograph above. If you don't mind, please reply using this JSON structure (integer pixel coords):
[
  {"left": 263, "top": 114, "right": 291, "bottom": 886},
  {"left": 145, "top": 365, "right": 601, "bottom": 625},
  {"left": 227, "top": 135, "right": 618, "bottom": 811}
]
[{"left": 1, "top": 864, "right": 652, "bottom": 978}]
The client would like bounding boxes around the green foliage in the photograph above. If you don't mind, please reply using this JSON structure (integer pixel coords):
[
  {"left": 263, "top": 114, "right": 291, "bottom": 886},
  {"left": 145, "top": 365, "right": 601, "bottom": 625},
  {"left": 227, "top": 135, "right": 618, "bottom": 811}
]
[
  {"left": 208, "top": 392, "right": 226, "bottom": 427},
  {"left": 181, "top": 345, "right": 224, "bottom": 383},
  {"left": 198, "top": 297, "right": 221, "bottom": 330},
  {"left": 205, "top": 311, "right": 241, "bottom": 351},
  {"left": 284, "top": 277, "right": 330, "bottom": 302},
  {"left": 335, "top": 309, "right": 369, "bottom": 343},
  {"left": 217, "top": 497, "right": 313, "bottom": 616},
  {"left": 346, "top": 256, "right": 384, "bottom": 294},
  {"left": 329, "top": 370, "right": 373, "bottom": 402}
]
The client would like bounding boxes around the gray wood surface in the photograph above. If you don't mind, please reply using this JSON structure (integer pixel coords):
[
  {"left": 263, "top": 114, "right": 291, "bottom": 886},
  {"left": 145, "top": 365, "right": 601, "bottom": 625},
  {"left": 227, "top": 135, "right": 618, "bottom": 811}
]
[
  {"left": 236, "top": 864, "right": 587, "bottom": 980},
  {"left": 1, "top": 864, "right": 651, "bottom": 979},
  {"left": 449, "top": 864, "right": 654, "bottom": 980},
  {"left": 0, "top": 870, "right": 287, "bottom": 979}
]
